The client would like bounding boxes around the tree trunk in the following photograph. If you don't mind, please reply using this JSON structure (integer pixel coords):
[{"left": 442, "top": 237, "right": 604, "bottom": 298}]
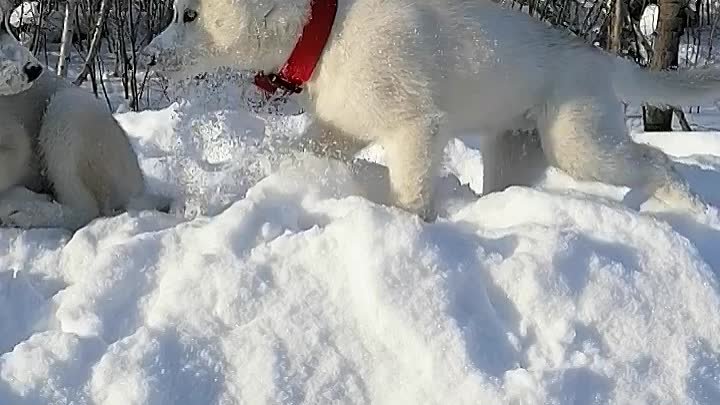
[
  {"left": 74, "top": 0, "right": 111, "bottom": 87},
  {"left": 643, "top": 0, "right": 686, "bottom": 131},
  {"left": 608, "top": 0, "right": 624, "bottom": 54},
  {"left": 57, "top": 0, "right": 78, "bottom": 77}
]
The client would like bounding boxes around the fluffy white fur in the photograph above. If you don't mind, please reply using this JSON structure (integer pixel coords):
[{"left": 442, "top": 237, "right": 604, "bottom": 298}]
[
  {"left": 0, "top": 7, "right": 42, "bottom": 95},
  {"left": 0, "top": 73, "right": 152, "bottom": 230},
  {"left": 144, "top": 0, "right": 719, "bottom": 219}
]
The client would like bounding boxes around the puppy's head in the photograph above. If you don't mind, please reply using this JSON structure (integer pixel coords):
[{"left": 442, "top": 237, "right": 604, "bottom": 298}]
[
  {"left": 0, "top": 8, "right": 42, "bottom": 95},
  {"left": 142, "top": 0, "right": 307, "bottom": 80}
]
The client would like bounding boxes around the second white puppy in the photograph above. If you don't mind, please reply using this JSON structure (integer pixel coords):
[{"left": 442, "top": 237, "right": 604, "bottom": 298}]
[{"left": 0, "top": 72, "right": 152, "bottom": 230}]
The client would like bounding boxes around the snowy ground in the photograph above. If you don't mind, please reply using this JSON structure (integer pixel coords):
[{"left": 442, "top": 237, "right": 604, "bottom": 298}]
[{"left": 2, "top": 74, "right": 720, "bottom": 404}]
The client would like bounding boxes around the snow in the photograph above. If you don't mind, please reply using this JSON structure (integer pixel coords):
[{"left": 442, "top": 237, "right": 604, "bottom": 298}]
[
  {"left": 639, "top": 4, "right": 659, "bottom": 38},
  {"left": 2, "top": 77, "right": 720, "bottom": 404},
  {"left": 8, "top": 1, "right": 39, "bottom": 27}
]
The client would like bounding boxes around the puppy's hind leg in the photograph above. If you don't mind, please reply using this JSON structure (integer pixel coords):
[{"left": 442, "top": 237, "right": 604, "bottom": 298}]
[
  {"left": 538, "top": 90, "right": 706, "bottom": 214},
  {"left": 621, "top": 144, "right": 707, "bottom": 214}
]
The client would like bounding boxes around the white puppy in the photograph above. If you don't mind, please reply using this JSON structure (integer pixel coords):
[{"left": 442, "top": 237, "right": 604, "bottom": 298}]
[
  {"left": 0, "top": 71, "right": 155, "bottom": 230},
  {"left": 144, "top": 0, "right": 719, "bottom": 219},
  {"left": 0, "top": 5, "right": 162, "bottom": 231}
]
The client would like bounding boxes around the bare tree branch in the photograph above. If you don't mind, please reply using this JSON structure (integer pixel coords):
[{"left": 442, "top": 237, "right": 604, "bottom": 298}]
[
  {"left": 57, "top": 0, "right": 77, "bottom": 77},
  {"left": 74, "top": 0, "right": 110, "bottom": 86}
]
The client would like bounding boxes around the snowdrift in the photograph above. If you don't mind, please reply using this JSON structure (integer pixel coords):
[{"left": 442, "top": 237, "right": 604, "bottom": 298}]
[{"left": 2, "top": 82, "right": 720, "bottom": 404}]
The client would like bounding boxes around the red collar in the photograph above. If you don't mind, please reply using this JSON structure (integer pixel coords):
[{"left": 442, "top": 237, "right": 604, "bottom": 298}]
[{"left": 254, "top": 0, "right": 338, "bottom": 95}]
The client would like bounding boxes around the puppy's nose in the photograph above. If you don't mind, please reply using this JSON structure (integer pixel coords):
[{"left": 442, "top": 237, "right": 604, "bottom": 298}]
[{"left": 23, "top": 63, "right": 42, "bottom": 82}]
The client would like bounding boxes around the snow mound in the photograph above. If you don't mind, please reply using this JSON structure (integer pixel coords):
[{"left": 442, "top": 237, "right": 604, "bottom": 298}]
[{"left": 2, "top": 93, "right": 720, "bottom": 404}]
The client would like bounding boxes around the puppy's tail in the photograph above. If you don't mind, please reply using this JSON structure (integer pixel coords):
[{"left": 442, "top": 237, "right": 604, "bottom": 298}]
[{"left": 611, "top": 58, "right": 720, "bottom": 106}]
